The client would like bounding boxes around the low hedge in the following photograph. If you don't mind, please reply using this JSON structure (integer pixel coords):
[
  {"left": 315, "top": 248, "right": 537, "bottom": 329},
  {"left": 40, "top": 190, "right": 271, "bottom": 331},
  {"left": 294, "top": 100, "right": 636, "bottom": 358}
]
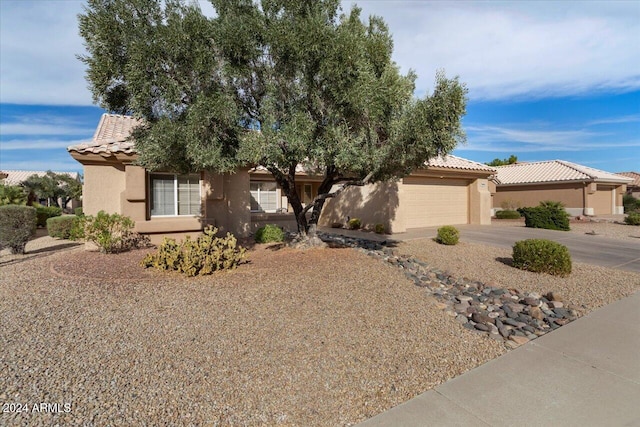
[
  {"left": 435, "top": 225, "right": 459, "bottom": 245},
  {"left": 518, "top": 201, "right": 570, "bottom": 231},
  {"left": 512, "top": 239, "right": 572, "bottom": 277},
  {"left": 624, "top": 212, "right": 640, "bottom": 226},
  {"left": 47, "top": 216, "right": 79, "bottom": 239},
  {"left": 255, "top": 224, "right": 285, "bottom": 243},
  {"left": 495, "top": 210, "right": 521, "bottom": 219},
  {"left": 36, "top": 205, "right": 62, "bottom": 227},
  {"left": 0, "top": 205, "right": 36, "bottom": 254}
]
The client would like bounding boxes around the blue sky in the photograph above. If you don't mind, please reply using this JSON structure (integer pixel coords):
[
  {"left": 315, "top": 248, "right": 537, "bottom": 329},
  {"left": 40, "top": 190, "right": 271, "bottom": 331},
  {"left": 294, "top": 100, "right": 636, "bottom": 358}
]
[{"left": 1, "top": 0, "right": 639, "bottom": 174}]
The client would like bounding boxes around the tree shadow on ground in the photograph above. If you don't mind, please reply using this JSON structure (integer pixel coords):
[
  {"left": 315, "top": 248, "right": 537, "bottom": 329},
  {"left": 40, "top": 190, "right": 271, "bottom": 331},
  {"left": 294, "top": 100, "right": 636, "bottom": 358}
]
[
  {"left": 0, "top": 242, "right": 82, "bottom": 267},
  {"left": 495, "top": 256, "right": 514, "bottom": 267}
]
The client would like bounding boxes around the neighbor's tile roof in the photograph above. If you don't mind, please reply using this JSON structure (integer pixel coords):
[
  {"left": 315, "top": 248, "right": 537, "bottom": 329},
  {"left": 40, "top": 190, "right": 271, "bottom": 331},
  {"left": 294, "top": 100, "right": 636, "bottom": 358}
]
[
  {"left": 67, "top": 113, "right": 142, "bottom": 154},
  {"left": 426, "top": 155, "right": 496, "bottom": 172},
  {"left": 493, "top": 160, "right": 633, "bottom": 185},
  {"left": 1, "top": 170, "right": 79, "bottom": 186},
  {"left": 617, "top": 172, "right": 640, "bottom": 186}
]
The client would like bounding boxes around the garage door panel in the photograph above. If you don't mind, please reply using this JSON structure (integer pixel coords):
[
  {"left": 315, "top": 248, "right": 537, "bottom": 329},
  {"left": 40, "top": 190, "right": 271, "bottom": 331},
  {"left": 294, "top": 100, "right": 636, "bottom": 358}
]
[
  {"left": 403, "top": 178, "right": 469, "bottom": 228},
  {"left": 593, "top": 185, "right": 613, "bottom": 215}
]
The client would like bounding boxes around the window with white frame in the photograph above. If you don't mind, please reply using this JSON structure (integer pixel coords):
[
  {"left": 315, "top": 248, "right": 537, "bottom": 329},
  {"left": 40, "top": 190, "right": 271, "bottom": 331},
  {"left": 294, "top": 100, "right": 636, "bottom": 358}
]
[
  {"left": 150, "top": 173, "right": 200, "bottom": 216},
  {"left": 250, "top": 181, "right": 278, "bottom": 212}
]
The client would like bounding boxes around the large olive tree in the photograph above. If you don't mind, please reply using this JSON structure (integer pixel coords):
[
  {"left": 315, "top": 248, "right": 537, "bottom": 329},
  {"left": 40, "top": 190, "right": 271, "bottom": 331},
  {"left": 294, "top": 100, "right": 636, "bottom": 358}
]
[{"left": 79, "top": 0, "right": 467, "bottom": 237}]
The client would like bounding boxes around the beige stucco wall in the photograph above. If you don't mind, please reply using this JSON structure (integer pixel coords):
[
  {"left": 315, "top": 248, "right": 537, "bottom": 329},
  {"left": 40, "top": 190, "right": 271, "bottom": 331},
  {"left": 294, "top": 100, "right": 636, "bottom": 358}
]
[
  {"left": 82, "top": 163, "right": 126, "bottom": 215},
  {"left": 203, "top": 169, "right": 251, "bottom": 238},
  {"left": 319, "top": 181, "right": 401, "bottom": 232},
  {"left": 469, "top": 178, "right": 492, "bottom": 225}
]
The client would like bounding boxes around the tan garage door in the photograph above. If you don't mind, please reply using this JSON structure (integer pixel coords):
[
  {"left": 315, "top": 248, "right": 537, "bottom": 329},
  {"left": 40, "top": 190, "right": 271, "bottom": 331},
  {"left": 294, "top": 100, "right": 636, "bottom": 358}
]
[
  {"left": 592, "top": 185, "right": 613, "bottom": 215},
  {"left": 402, "top": 177, "right": 469, "bottom": 228}
]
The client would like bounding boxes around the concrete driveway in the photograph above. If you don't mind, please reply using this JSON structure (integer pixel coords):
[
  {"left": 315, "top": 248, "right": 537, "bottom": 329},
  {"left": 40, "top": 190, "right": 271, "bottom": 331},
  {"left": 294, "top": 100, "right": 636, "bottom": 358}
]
[{"left": 397, "top": 225, "right": 640, "bottom": 273}]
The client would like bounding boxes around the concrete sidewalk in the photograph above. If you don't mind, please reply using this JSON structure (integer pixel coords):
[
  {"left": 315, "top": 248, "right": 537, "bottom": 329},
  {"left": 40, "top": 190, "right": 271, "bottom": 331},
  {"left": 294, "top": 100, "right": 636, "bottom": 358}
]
[{"left": 358, "top": 291, "right": 640, "bottom": 427}]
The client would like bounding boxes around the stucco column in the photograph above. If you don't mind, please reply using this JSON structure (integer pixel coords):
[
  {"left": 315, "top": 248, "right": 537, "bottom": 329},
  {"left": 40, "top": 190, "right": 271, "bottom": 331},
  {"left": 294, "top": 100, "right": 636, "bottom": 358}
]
[
  {"left": 469, "top": 178, "right": 492, "bottom": 225},
  {"left": 121, "top": 165, "right": 147, "bottom": 221}
]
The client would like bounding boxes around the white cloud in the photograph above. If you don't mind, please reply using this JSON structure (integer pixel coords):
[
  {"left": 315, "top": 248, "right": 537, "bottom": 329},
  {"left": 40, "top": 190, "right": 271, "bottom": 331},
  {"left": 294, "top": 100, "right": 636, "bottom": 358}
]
[
  {"left": 1, "top": 1, "right": 638, "bottom": 105},
  {"left": 0, "top": 159, "right": 82, "bottom": 172}
]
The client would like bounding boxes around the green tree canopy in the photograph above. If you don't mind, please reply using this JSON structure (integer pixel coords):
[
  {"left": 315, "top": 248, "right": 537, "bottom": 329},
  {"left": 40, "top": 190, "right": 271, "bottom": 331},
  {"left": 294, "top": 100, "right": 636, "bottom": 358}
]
[
  {"left": 22, "top": 171, "right": 82, "bottom": 209},
  {"left": 486, "top": 154, "right": 518, "bottom": 167},
  {"left": 79, "top": 0, "right": 468, "bottom": 235}
]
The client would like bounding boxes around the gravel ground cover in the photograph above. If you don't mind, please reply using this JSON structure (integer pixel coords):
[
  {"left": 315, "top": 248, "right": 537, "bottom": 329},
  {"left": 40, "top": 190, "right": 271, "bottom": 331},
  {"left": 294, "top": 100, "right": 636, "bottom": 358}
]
[
  {"left": 399, "top": 238, "right": 640, "bottom": 315},
  {"left": 492, "top": 218, "right": 640, "bottom": 241},
  {"left": 0, "top": 239, "right": 505, "bottom": 426}
]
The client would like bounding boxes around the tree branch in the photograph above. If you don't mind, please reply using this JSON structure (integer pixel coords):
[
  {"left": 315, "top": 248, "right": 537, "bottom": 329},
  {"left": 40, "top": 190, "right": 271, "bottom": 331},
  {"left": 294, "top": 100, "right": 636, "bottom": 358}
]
[{"left": 300, "top": 171, "right": 374, "bottom": 216}]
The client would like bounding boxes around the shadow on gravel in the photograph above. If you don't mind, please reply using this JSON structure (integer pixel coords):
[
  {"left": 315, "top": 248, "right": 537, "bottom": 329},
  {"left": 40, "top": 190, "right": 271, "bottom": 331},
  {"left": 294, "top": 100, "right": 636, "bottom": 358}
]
[
  {"left": 0, "top": 242, "right": 82, "bottom": 267},
  {"left": 495, "top": 257, "right": 514, "bottom": 267}
]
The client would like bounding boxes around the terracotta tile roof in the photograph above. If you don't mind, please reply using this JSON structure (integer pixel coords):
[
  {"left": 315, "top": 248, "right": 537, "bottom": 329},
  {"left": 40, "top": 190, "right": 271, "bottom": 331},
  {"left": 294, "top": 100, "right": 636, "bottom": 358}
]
[
  {"left": 1, "top": 170, "right": 80, "bottom": 186},
  {"left": 67, "top": 113, "right": 142, "bottom": 154},
  {"left": 617, "top": 172, "right": 640, "bottom": 186},
  {"left": 426, "top": 155, "right": 496, "bottom": 172},
  {"left": 493, "top": 160, "right": 633, "bottom": 185},
  {"left": 67, "top": 114, "right": 494, "bottom": 175}
]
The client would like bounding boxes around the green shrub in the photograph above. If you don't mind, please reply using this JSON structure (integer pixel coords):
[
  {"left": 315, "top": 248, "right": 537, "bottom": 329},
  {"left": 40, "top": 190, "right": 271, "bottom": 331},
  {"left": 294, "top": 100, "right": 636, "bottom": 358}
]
[
  {"left": 255, "top": 224, "right": 285, "bottom": 243},
  {"left": 0, "top": 184, "right": 27, "bottom": 205},
  {"left": 495, "top": 210, "right": 521, "bottom": 219},
  {"left": 374, "top": 223, "right": 386, "bottom": 234},
  {"left": 348, "top": 218, "right": 361, "bottom": 230},
  {"left": 46, "top": 216, "right": 78, "bottom": 239},
  {"left": 36, "top": 205, "right": 62, "bottom": 227},
  {"left": 512, "top": 239, "right": 572, "bottom": 277},
  {"left": 518, "top": 200, "right": 570, "bottom": 231},
  {"left": 142, "top": 226, "right": 247, "bottom": 276},
  {"left": 83, "top": 210, "right": 142, "bottom": 253},
  {"left": 0, "top": 205, "right": 36, "bottom": 254},
  {"left": 74, "top": 207, "right": 84, "bottom": 216},
  {"left": 624, "top": 212, "right": 640, "bottom": 226},
  {"left": 436, "top": 225, "right": 459, "bottom": 245},
  {"left": 623, "top": 194, "right": 640, "bottom": 213}
]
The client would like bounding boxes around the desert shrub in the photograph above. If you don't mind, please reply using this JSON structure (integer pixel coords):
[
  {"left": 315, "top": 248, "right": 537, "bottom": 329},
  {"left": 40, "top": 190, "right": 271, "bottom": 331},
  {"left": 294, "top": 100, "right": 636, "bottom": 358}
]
[
  {"left": 512, "top": 239, "right": 572, "bottom": 277},
  {"left": 0, "top": 184, "right": 27, "bottom": 206},
  {"left": 348, "top": 218, "right": 361, "bottom": 230},
  {"left": 374, "top": 223, "right": 386, "bottom": 234},
  {"left": 623, "top": 194, "right": 640, "bottom": 213},
  {"left": 495, "top": 210, "right": 521, "bottom": 219},
  {"left": 83, "top": 210, "right": 140, "bottom": 253},
  {"left": 0, "top": 205, "right": 36, "bottom": 254},
  {"left": 255, "top": 224, "right": 284, "bottom": 243},
  {"left": 74, "top": 207, "right": 84, "bottom": 216},
  {"left": 46, "top": 216, "right": 78, "bottom": 239},
  {"left": 435, "top": 225, "right": 459, "bottom": 245},
  {"left": 518, "top": 200, "right": 570, "bottom": 231},
  {"left": 36, "top": 205, "right": 62, "bottom": 227},
  {"left": 142, "top": 226, "right": 246, "bottom": 276},
  {"left": 624, "top": 212, "right": 640, "bottom": 226}
]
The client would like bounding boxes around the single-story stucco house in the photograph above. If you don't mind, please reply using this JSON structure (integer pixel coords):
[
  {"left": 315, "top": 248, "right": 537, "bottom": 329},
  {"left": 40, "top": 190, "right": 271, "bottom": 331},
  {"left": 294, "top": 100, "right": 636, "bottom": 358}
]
[
  {"left": 490, "top": 160, "right": 632, "bottom": 216},
  {"left": 617, "top": 172, "right": 640, "bottom": 198},
  {"left": 68, "top": 113, "right": 495, "bottom": 242},
  {"left": 0, "top": 170, "right": 82, "bottom": 211}
]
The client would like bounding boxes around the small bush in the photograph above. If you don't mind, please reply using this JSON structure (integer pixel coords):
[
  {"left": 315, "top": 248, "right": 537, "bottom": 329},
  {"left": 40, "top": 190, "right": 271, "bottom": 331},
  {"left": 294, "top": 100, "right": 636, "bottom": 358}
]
[
  {"left": 142, "top": 226, "right": 247, "bottom": 276},
  {"left": 36, "top": 205, "right": 62, "bottom": 227},
  {"left": 518, "top": 200, "right": 570, "bottom": 231},
  {"left": 0, "top": 205, "right": 36, "bottom": 254},
  {"left": 374, "top": 223, "right": 386, "bottom": 234},
  {"left": 436, "top": 225, "right": 459, "bottom": 245},
  {"left": 83, "top": 210, "right": 140, "bottom": 253},
  {"left": 495, "top": 210, "right": 521, "bottom": 219},
  {"left": 46, "top": 216, "right": 78, "bottom": 239},
  {"left": 512, "top": 239, "right": 572, "bottom": 277},
  {"left": 623, "top": 194, "right": 640, "bottom": 213},
  {"left": 624, "top": 212, "right": 640, "bottom": 226},
  {"left": 0, "top": 184, "right": 27, "bottom": 205},
  {"left": 74, "top": 207, "right": 84, "bottom": 216},
  {"left": 348, "top": 218, "right": 361, "bottom": 230},
  {"left": 255, "top": 224, "right": 285, "bottom": 243}
]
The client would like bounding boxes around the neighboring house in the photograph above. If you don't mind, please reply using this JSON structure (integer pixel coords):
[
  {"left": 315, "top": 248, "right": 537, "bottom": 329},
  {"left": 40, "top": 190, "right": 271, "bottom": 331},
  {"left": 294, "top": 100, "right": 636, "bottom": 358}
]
[
  {"left": 491, "top": 160, "right": 632, "bottom": 216},
  {"left": 0, "top": 170, "right": 82, "bottom": 211},
  {"left": 68, "top": 113, "right": 495, "bottom": 242},
  {"left": 616, "top": 172, "right": 640, "bottom": 198}
]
